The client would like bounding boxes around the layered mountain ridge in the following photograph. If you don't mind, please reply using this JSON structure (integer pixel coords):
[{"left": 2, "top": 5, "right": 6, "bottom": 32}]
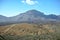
[{"left": 0, "top": 10, "right": 60, "bottom": 25}]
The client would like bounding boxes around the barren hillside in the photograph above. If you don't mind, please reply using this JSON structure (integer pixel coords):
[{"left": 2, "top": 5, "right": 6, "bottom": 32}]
[{"left": 0, "top": 23, "right": 60, "bottom": 40}]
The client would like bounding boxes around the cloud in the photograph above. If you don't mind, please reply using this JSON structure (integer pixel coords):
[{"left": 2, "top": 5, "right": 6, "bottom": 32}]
[{"left": 21, "top": 0, "right": 38, "bottom": 5}]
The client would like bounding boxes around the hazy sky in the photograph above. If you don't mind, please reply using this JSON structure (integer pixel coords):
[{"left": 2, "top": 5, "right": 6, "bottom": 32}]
[{"left": 0, "top": 0, "right": 60, "bottom": 17}]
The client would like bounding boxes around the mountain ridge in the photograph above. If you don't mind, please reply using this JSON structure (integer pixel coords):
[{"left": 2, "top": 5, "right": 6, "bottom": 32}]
[{"left": 0, "top": 9, "right": 60, "bottom": 25}]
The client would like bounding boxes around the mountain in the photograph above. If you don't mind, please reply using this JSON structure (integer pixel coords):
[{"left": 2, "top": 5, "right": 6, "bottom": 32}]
[
  {"left": 10, "top": 10, "right": 46, "bottom": 23},
  {"left": 0, "top": 10, "right": 60, "bottom": 40},
  {"left": 0, "top": 10, "right": 60, "bottom": 25},
  {"left": 0, "top": 15, "right": 8, "bottom": 22}
]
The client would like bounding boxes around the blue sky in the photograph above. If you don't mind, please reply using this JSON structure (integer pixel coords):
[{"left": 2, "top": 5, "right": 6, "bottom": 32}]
[{"left": 0, "top": 0, "right": 60, "bottom": 17}]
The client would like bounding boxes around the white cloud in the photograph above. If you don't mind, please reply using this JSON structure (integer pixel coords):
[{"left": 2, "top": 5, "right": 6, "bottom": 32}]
[
  {"left": 21, "top": 0, "right": 25, "bottom": 3},
  {"left": 21, "top": 0, "right": 38, "bottom": 5}
]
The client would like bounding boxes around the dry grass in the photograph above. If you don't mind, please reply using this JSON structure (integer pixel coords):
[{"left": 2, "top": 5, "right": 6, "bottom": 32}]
[
  {"left": 0, "top": 23, "right": 56, "bottom": 35},
  {"left": 0, "top": 23, "right": 60, "bottom": 40}
]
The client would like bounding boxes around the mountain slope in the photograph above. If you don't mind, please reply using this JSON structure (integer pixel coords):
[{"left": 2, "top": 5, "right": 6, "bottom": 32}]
[
  {"left": 0, "top": 23, "right": 60, "bottom": 40},
  {"left": 0, "top": 10, "right": 60, "bottom": 25},
  {"left": 0, "top": 15, "right": 8, "bottom": 22}
]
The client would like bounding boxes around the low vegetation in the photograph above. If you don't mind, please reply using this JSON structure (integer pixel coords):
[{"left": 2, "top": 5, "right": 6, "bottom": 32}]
[{"left": 0, "top": 23, "right": 60, "bottom": 40}]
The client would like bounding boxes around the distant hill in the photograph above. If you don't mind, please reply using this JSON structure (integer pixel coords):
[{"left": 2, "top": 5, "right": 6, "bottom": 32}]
[{"left": 0, "top": 10, "right": 60, "bottom": 25}]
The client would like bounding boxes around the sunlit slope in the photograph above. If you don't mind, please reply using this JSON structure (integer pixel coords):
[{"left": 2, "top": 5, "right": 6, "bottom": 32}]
[
  {"left": 0, "top": 23, "right": 60, "bottom": 40},
  {"left": 0, "top": 23, "right": 55, "bottom": 35}
]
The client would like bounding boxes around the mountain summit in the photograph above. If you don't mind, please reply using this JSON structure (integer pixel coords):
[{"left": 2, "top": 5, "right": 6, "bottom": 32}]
[{"left": 25, "top": 10, "right": 45, "bottom": 17}]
